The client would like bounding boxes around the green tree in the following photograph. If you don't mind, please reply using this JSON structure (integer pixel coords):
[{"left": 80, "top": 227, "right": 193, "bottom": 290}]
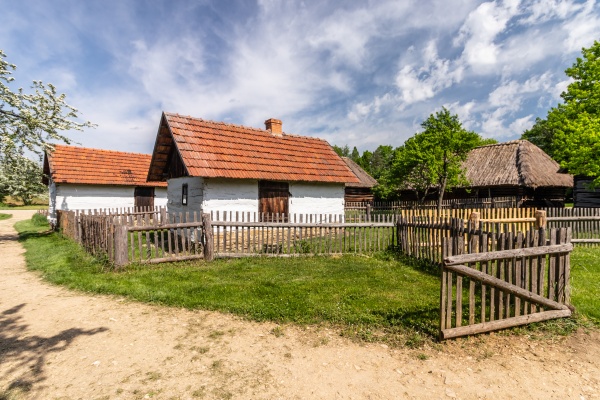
[
  {"left": 392, "top": 107, "right": 484, "bottom": 212},
  {"left": 332, "top": 144, "right": 350, "bottom": 157},
  {"left": 350, "top": 146, "right": 360, "bottom": 162},
  {"left": 522, "top": 40, "right": 600, "bottom": 177}
]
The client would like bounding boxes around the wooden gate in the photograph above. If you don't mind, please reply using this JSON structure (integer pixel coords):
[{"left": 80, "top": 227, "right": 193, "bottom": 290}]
[
  {"left": 259, "top": 181, "right": 289, "bottom": 222},
  {"left": 439, "top": 227, "right": 573, "bottom": 339},
  {"left": 134, "top": 187, "right": 155, "bottom": 209}
]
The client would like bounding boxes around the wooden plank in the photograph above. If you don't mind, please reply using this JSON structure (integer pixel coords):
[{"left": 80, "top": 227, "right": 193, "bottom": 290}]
[
  {"left": 564, "top": 227, "right": 572, "bottom": 305},
  {"left": 497, "top": 233, "right": 505, "bottom": 320},
  {"left": 143, "top": 254, "right": 206, "bottom": 264},
  {"left": 114, "top": 224, "right": 129, "bottom": 268},
  {"left": 444, "top": 264, "right": 570, "bottom": 311},
  {"left": 514, "top": 232, "right": 523, "bottom": 317},
  {"left": 440, "top": 309, "right": 572, "bottom": 340},
  {"left": 480, "top": 232, "right": 488, "bottom": 323},
  {"left": 557, "top": 228, "right": 567, "bottom": 303},
  {"left": 202, "top": 213, "right": 214, "bottom": 261},
  {"left": 444, "top": 243, "right": 573, "bottom": 265}
]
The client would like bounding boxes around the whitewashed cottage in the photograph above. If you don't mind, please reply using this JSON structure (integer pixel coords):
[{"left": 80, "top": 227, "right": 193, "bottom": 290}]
[
  {"left": 147, "top": 112, "right": 359, "bottom": 220},
  {"left": 43, "top": 145, "right": 167, "bottom": 221}
]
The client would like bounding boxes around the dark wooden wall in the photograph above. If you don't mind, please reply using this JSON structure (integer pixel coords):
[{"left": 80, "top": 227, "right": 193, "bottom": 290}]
[
  {"left": 574, "top": 177, "right": 600, "bottom": 208},
  {"left": 345, "top": 187, "right": 374, "bottom": 203}
]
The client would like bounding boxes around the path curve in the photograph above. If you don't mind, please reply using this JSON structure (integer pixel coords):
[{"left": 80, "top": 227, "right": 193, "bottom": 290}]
[{"left": 0, "top": 211, "right": 599, "bottom": 399}]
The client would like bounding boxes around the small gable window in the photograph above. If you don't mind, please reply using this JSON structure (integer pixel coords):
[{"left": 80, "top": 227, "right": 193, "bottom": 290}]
[{"left": 182, "top": 184, "right": 188, "bottom": 205}]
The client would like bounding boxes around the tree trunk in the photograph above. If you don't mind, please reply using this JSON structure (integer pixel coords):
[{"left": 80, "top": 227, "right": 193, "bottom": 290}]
[{"left": 437, "top": 176, "right": 447, "bottom": 215}]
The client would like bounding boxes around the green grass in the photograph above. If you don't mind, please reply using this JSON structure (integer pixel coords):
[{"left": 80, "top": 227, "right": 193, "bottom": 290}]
[
  {"left": 14, "top": 215, "right": 600, "bottom": 345},
  {"left": 571, "top": 247, "right": 600, "bottom": 324},
  {"left": 0, "top": 203, "right": 48, "bottom": 210},
  {"left": 16, "top": 217, "right": 441, "bottom": 344},
  {"left": 0, "top": 213, "right": 12, "bottom": 221}
]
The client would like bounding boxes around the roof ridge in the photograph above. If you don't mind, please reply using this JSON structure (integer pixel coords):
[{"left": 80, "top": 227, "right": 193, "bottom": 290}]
[
  {"left": 164, "top": 112, "right": 265, "bottom": 133},
  {"left": 164, "top": 111, "right": 329, "bottom": 143},
  {"left": 51, "top": 144, "right": 153, "bottom": 158},
  {"left": 475, "top": 140, "right": 524, "bottom": 149}
]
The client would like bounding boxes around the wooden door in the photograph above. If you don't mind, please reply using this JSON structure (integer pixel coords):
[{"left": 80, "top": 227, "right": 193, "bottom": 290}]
[
  {"left": 134, "top": 187, "right": 155, "bottom": 210},
  {"left": 259, "top": 181, "right": 289, "bottom": 221}
]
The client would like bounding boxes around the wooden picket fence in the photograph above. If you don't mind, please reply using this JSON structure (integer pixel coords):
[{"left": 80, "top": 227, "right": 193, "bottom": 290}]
[
  {"left": 56, "top": 210, "right": 401, "bottom": 266},
  {"left": 209, "top": 211, "right": 398, "bottom": 257},
  {"left": 346, "top": 196, "right": 521, "bottom": 211},
  {"left": 546, "top": 208, "right": 600, "bottom": 245},
  {"left": 440, "top": 227, "right": 572, "bottom": 339}
]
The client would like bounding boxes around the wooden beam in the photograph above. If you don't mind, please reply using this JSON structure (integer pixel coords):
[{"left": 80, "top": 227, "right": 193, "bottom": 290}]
[
  {"left": 444, "top": 243, "right": 573, "bottom": 265},
  {"left": 142, "top": 254, "right": 205, "bottom": 264},
  {"left": 547, "top": 216, "right": 600, "bottom": 221},
  {"left": 444, "top": 264, "right": 570, "bottom": 311},
  {"left": 440, "top": 309, "right": 572, "bottom": 339}
]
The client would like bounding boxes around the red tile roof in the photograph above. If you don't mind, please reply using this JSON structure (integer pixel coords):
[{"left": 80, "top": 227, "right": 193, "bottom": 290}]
[
  {"left": 45, "top": 145, "right": 166, "bottom": 187},
  {"left": 148, "top": 112, "right": 360, "bottom": 184}
]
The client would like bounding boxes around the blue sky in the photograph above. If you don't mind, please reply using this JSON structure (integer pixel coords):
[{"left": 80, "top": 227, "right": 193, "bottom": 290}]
[{"left": 2, "top": 0, "right": 599, "bottom": 154}]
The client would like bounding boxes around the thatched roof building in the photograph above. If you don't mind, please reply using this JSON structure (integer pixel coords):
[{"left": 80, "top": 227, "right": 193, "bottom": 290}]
[
  {"left": 449, "top": 140, "right": 573, "bottom": 206},
  {"left": 398, "top": 140, "right": 573, "bottom": 207},
  {"left": 341, "top": 157, "right": 378, "bottom": 203}
]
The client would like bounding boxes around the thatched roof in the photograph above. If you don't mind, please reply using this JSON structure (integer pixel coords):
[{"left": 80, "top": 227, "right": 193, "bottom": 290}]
[
  {"left": 342, "top": 157, "right": 378, "bottom": 188},
  {"left": 464, "top": 140, "right": 573, "bottom": 188}
]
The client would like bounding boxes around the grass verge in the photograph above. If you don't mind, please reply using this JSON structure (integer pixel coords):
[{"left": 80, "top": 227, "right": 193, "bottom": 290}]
[
  {"left": 15, "top": 217, "right": 441, "bottom": 346},
  {"left": 15, "top": 216, "right": 599, "bottom": 345},
  {"left": 0, "top": 213, "right": 12, "bottom": 221}
]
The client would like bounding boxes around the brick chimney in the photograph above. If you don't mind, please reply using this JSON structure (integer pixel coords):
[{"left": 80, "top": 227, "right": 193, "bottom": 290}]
[{"left": 265, "top": 118, "right": 282, "bottom": 136}]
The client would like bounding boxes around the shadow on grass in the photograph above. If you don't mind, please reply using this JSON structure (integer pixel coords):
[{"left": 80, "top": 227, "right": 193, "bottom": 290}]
[
  {"left": 16, "top": 229, "right": 53, "bottom": 242},
  {"left": 0, "top": 304, "right": 108, "bottom": 397},
  {"left": 372, "top": 306, "right": 440, "bottom": 338}
]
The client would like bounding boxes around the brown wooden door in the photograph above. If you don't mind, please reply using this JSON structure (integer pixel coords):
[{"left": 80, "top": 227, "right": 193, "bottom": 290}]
[
  {"left": 134, "top": 187, "right": 155, "bottom": 209},
  {"left": 259, "top": 181, "right": 289, "bottom": 221}
]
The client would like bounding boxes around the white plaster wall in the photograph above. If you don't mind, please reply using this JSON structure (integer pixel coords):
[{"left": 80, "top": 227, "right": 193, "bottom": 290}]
[
  {"left": 54, "top": 184, "right": 135, "bottom": 212},
  {"left": 167, "top": 177, "right": 204, "bottom": 221},
  {"left": 155, "top": 187, "right": 168, "bottom": 208},
  {"left": 289, "top": 182, "right": 345, "bottom": 219},
  {"left": 202, "top": 178, "right": 259, "bottom": 221},
  {"left": 48, "top": 179, "right": 57, "bottom": 220}
]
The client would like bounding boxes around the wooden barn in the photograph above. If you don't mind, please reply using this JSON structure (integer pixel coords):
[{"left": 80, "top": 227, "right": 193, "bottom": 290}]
[
  {"left": 43, "top": 145, "right": 168, "bottom": 221},
  {"left": 574, "top": 176, "right": 600, "bottom": 207},
  {"left": 449, "top": 140, "right": 573, "bottom": 207},
  {"left": 341, "top": 157, "right": 378, "bottom": 203},
  {"left": 147, "top": 113, "right": 359, "bottom": 220}
]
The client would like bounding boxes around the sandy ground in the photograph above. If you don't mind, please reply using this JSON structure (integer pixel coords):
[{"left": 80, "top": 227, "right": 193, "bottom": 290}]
[{"left": 1, "top": 210, "right": 599, "bottom": 400}]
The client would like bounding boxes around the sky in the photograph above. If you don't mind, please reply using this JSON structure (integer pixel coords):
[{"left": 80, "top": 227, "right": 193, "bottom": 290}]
[{"left": 1, "top": 0, "right": 599, "bottom": 155}]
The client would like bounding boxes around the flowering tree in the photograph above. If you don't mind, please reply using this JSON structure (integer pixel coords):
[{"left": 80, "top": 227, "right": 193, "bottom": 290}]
[
  {"left": 0, "top": 149, "right": 46, "bottom": 205},
  {"left": 0, "top": 50, "right": 94, "bottom": 203}
]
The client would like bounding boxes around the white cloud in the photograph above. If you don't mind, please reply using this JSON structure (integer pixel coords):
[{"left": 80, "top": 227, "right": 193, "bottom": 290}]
[
  {"left": 562, "top": 0, "right": 600, "bottom": 53},
  {"left": 488, "top": 73, "right": 552, "bottom": 110},
  {"left": 455, "top": 0, "right": 522, "bottom": 74},
  {"left": 444, "top": 101, "right": 478, "bottom": 130},
  {"left": 509, "top": 114, "right": 535, "bottom": 133},
  {"left": 521, "top": 0, "right": 584, "bottom": 23},
  {"left": 395, "top": 41, "right": 464, "bottom": 109}
]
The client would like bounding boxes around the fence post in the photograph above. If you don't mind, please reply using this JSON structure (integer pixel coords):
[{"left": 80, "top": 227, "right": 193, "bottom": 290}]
[
  {"left": 366, "top": 203, "right": 371, "bottom": 222},
  {"left": 202, "top": 213, "right": 214, "bottom": 261},
  {"left": 469, "top": 212, "right": 480, "bottom": 231},
  {"left": 113, "top": 224, "right": 129, "bottom": 269},
  {"left": 534, "top": 210, "right": 547, "bottom": 229},
  {"left": 160, "top": 207, "right": 167, "bottom": 225}
]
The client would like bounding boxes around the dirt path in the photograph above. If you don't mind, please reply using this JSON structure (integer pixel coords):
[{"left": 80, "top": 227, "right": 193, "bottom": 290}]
[{"left": 1, "top": 211, "right": 599, "bottom": 399}]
